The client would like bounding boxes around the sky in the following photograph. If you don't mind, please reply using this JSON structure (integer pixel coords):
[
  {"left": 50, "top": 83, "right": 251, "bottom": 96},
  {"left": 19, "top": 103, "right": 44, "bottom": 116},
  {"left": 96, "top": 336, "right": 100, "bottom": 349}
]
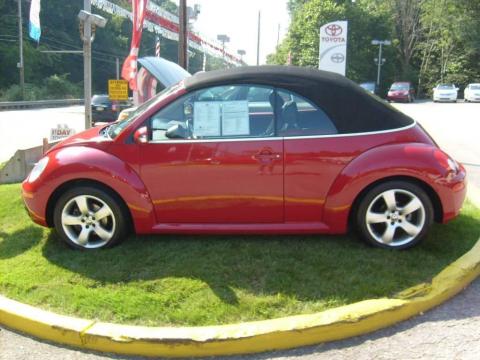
[{"left": 174, "top": 0, "right": 290, "bottom": 65}]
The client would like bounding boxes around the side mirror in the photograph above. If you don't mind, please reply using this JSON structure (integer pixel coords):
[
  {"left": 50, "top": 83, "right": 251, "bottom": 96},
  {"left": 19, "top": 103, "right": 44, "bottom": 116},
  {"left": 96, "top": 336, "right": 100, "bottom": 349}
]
[
  {"left": 165, "top": 124, "right": 188, "bottom": 139},
  {"left": 133, "top": 126, "right": 148, "bottom": 144}
]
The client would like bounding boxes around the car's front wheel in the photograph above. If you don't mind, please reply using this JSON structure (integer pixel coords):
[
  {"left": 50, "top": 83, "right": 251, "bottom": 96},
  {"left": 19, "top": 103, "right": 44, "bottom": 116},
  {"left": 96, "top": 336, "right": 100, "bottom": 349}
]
[
  {"left": 53, "top": 186, "right": 127, "bottom": 250},
  {"left": 355, "top": 181, "right": 434, "bottom": 249}
]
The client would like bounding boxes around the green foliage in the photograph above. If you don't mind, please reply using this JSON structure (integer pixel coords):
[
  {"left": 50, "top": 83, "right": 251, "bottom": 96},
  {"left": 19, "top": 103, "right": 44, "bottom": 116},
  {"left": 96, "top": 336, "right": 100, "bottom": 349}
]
[
  {"left": 269, "top": 0, "right": 480, "bottom": 98},
  {"left": 0, "top": 0, "right": 215, "bottom": 99},
  {"left": 0, "top": 75, "right": 82, "bottom": 101}
]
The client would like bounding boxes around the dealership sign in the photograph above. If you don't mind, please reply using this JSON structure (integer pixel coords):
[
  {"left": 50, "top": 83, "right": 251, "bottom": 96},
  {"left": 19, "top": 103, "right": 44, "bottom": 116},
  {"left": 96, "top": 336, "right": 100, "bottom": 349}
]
[
  {"left": 319, "top": 21, "right": 348, "bottom": 76},
  {"left": 50, "top": 124, "right": 75, "bottom": 141}
]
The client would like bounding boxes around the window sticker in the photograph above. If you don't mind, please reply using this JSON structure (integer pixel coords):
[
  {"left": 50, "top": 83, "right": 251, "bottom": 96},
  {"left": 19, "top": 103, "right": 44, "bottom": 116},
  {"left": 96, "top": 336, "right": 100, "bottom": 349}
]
[
  {"left": 221, "top": 101, "right": 250, "bottom": 136},
  {"left": 193, "top": 102, "right": 221, "bottom": 137}
]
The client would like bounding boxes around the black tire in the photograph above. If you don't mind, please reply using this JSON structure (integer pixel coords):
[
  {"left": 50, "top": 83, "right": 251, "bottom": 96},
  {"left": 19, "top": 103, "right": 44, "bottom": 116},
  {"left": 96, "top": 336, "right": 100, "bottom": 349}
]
[
  {"left": 354, "top": 181, "right": 434, "bottom": 250},
  {"left": 53, "top": 186, "right": 128, "bottom": 250}
]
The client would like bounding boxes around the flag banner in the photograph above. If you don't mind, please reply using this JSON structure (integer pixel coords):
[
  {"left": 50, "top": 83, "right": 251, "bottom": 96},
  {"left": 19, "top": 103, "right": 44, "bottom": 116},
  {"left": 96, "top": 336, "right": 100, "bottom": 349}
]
[
  {"left": 29, "top": 0, "right": 41, "bottom": 42},
  {"left": 122, "top": 0, "right": 149, "bottom": 90},
  {"left": 319, "top": 21, "right": 348, "bottom": 76},
  {"left": 91, "top": 0, "right": 241, "bottom": 65}
]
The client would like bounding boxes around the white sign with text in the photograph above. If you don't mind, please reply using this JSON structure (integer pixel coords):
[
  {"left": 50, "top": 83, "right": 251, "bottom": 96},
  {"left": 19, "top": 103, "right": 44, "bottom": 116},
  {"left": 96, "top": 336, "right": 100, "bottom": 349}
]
[{"left": 319, "top": 21, "right": 348, "bottom": 76}]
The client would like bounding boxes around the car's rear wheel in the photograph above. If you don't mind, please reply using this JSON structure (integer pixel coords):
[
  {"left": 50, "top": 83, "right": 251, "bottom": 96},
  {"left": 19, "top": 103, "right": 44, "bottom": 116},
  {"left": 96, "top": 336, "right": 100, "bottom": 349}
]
[
  {"left": 355, "top": 181, "right": 434, "bottom": 249},
  {"left": 53, "top": 186, "right": 127, "bottom": 250}
]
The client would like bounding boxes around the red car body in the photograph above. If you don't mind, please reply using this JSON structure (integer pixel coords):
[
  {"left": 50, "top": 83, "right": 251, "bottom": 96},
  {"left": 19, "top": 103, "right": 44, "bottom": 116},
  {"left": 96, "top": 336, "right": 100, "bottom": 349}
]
[
  {"left": 387, "top": 82, "right": 416, "bottom": 103},
  {"left": 22, "top": 67, "right": 466, "bottom": 244}
]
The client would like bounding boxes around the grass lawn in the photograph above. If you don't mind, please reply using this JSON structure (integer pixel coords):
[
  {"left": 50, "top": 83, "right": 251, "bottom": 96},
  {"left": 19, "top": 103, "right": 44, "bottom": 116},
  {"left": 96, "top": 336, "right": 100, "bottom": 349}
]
[{"left": 0, "top": 183, "right": 479, "bottom": 326}]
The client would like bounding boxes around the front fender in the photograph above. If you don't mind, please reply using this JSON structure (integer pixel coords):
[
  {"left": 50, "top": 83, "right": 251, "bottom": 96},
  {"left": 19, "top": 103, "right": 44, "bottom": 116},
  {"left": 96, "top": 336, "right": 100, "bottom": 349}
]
[
  {"left": 323, "top": 143, "right": 460, "bottom": 233},
  {"left": 23, "top": 146, "right": 155, "bottom": 233}
]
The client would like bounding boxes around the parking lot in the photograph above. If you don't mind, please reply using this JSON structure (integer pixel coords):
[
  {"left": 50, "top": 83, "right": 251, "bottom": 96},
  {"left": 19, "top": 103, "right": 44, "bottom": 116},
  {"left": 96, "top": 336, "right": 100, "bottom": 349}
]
[{"left": 1, "top": 101, "right": 479, "bottom": 188}]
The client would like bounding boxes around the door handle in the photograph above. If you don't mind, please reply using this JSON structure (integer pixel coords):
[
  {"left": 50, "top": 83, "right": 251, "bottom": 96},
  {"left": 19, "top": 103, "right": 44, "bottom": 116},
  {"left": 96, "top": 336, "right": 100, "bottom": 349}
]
[{"left": 253, "top": 148, "right": 282, "bottom": 163}]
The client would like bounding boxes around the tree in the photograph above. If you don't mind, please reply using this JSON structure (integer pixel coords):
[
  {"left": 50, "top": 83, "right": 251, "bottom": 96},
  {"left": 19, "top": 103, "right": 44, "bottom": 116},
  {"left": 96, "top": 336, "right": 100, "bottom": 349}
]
[{"left": 388, "top": 0, "right": 424, "bottom": 79}]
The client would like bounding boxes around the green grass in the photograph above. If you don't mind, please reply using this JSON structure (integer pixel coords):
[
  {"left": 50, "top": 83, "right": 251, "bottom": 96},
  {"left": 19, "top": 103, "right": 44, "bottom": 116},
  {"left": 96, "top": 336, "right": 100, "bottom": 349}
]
[{"left": 0, "top": 183, "right": 479, "bottom": 326}]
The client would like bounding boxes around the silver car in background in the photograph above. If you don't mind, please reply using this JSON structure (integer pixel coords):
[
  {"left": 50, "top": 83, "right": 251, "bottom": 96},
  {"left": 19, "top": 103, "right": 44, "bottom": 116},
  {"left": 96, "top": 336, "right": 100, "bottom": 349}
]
[
  {"left": 433, "top": 84, "right": 459, "bottom": 103},
  {"left": 464, "top": 83, "right": 480, "bottom": 102}
]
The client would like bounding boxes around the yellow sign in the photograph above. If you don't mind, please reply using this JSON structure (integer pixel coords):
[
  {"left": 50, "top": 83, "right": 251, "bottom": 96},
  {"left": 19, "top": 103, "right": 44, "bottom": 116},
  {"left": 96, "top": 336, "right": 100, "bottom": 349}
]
[{"left": 108, "top": 80, "right": 129, "bottom": 101}]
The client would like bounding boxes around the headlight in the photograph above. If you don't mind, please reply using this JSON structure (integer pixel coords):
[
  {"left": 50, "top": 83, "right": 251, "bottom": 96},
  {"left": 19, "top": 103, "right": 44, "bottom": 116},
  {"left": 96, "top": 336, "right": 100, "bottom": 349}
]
[
  {"left": 447, "top": 158, "right": 459, "bottom": 174},
  {"left": 28, "top": 157, "right": 49, "bottom": 183}
]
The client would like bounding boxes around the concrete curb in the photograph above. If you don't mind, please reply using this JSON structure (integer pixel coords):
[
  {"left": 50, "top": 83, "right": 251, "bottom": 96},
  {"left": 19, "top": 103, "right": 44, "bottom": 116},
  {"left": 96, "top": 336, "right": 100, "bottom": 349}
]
[{"left": 1, "top": 192, "right": 479, "bottom": 358}]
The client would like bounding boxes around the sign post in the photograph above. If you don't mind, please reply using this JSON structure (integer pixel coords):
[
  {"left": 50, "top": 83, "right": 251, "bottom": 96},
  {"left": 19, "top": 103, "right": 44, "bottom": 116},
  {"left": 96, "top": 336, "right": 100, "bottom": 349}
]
[{"left": 318, "top": 21, "right": 348, "bottom": 76}]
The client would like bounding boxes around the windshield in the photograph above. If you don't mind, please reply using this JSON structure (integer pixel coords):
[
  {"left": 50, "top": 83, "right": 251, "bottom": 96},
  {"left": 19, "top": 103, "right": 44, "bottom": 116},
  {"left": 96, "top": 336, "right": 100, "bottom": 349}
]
[
  {"left": 360, "top": 83, "right": 375, "bottom": 91},
  {"left": 470, "top": 85, "right": 480, "bottom": 90},
  {"left": 390, "top": 83, "right": 409, "bottom": 91},
  {"left": 92, "top": 95, "right": 111, "bottom": 104},
  {"left": 107, "top": 83, "right": 182, "bottom": 139},
  {"left": 437, "top": 84, "right": 455, "bottom": 90}
]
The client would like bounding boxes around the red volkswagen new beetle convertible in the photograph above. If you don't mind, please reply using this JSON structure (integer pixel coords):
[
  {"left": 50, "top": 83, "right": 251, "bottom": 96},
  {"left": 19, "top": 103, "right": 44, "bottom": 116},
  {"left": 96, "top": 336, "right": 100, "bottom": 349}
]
[{"left": 22, "top": 66, "right": 467, "bottom": 250}]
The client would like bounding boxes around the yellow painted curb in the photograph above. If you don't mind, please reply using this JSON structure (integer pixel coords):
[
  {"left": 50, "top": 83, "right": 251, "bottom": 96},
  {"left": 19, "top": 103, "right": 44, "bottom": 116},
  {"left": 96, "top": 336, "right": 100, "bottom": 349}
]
[{"left": 0, "top": 193, "right": 479, "bottom": 357}]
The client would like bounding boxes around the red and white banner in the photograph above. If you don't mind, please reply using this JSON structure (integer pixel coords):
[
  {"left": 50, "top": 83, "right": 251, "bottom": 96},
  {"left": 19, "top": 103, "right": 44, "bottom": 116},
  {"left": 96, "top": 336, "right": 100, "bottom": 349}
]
[
  {"left": 122, "top": 0, "right": 149, "bottom": 90},
  {"left": 92, "top": 0, "right": 241, "bottom": 65}
]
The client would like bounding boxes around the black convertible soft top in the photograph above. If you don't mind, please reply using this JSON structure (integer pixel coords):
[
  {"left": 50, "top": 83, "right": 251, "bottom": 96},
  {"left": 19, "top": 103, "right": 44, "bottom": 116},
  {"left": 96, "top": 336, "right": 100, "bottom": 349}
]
[{"left": 184, "top": 66, "right": 414, "bottom": 134}]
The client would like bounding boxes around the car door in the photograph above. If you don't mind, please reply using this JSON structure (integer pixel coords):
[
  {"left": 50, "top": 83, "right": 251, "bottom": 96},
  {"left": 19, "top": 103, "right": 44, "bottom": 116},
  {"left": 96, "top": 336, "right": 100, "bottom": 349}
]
[
  {"left": 139, "top": 84, "right": 284, "bottom": 224},
  {"left": 276, "top": 89, "right": 348, "bottom": 223}
]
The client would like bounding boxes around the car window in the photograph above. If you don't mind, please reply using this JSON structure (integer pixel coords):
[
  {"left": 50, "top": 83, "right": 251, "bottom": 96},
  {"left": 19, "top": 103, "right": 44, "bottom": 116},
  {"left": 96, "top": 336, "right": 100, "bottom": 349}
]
[
  {"left": 469, "top": 85, "right": 480, "bottom": 90},
  {"left": 276, "top": 89, "right": 338, "bottom": 137},
  {"left": 390, "top": 83, "right": 409, "bottom": 91},
  {"left": 437, "top": 84, "right": 455, "bottom": 89},
  {"left": 92, "top": 95, "right": 111, "bottom": 105},
  {"left": 149, "top": 85, "right": 275, "bottom": 141}
]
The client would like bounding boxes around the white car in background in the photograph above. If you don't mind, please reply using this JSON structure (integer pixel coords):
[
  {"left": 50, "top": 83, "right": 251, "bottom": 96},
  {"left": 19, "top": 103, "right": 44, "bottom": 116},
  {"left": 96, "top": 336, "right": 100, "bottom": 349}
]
[
  {"left": 464, "top": 83, "right": 480, "bottom": 102},
  {"left": 433, "top": 84, "right": 459, "bottom": 103}
]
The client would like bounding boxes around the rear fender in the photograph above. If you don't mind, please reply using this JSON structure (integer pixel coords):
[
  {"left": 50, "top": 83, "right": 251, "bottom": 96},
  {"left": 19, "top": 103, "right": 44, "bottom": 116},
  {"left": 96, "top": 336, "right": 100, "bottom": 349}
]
[{"left": 323, "top": 143, "right": 450, "bottom": 233}]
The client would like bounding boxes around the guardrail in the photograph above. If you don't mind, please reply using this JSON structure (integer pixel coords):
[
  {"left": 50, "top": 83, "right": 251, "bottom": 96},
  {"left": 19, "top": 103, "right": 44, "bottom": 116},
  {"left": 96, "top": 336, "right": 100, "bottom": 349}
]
[{"left": 0, "top": 99, "right": 84, "bottom": 111}]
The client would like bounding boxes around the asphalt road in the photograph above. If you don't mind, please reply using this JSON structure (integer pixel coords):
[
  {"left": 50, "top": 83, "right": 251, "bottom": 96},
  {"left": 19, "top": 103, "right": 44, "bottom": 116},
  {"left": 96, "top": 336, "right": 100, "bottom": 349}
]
[
  {"left": 0, "top": 105, "right": 84, "bottom": 163},
  {"left": 1, "top": 100, "right": 479, "bottom": 359}
]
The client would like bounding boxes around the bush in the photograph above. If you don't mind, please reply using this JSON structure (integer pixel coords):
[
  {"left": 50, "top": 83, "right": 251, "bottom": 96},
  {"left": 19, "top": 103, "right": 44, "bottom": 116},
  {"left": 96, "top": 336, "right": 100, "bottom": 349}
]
[
  {"left": 43, "top": 74, "right": 82, "bottom": 99},
  {"left": 0, "top": 84, "right": 46, "bottom": 101},
  {"left": 0, "top": 75, "right": 82, "bottom": 101}
]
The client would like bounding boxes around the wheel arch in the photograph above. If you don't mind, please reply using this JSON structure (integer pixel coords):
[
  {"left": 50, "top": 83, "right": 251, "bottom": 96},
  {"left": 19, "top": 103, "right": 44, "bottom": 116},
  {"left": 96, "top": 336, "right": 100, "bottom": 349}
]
[
  {"left": 347, "top": 175, "right": 443, "bottom": 231},
  {"left": 45, "top": 179, "right": 134, "bottom": 231}
]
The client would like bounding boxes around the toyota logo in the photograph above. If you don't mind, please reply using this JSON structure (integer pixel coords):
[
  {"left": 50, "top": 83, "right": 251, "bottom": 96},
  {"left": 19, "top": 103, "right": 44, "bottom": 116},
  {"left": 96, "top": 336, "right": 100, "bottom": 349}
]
[
  {"left": 331, "top": 53, "right": 345, "bottom": 63},
  {"left": 325, "top": 24, "right": 343, "bottom": 37}
]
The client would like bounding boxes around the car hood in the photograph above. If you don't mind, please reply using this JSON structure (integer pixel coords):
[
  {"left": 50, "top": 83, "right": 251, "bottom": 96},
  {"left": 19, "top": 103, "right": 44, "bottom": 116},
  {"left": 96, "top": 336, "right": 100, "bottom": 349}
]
[
  {"left": 46, "top": 126, "right": 110, "bottom": 155},
  {"left": 138, "top": 57, "right": 191, "bottom": 88},
  {"left": 435, "top": 89, "right": 456, "bottom": 94}
]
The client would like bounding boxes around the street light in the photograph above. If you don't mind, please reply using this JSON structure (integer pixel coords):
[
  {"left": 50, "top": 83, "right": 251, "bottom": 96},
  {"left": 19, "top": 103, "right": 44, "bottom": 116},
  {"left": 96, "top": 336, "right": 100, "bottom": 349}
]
[
  {"left": 217, "top": 34, "right": 230, "bottom": 65},
  {"left": 237, "top": 49, "right": 246, "bottom": 64},
  {"left": 371, "top": 39, "right": 391, "bottom": 88},
  {"left": 78, "top": 7, "right": 107, "bottom": 130}
]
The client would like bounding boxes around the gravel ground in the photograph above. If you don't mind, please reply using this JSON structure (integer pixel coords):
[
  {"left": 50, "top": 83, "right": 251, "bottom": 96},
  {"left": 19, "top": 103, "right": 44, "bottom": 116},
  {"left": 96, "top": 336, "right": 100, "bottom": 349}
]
[{"left": 1, "top": 101, "right": 479, "bottom": 359}]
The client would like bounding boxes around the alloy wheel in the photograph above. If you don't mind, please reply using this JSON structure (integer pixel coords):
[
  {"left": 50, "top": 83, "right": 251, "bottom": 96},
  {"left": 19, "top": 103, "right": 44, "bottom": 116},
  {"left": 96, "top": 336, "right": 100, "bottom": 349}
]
[
  {"left": 61, "top": 195, "right": 116, "bottom": 249},
  {"left": 365, "top": 189, "right": 426, "bottom": 247}
]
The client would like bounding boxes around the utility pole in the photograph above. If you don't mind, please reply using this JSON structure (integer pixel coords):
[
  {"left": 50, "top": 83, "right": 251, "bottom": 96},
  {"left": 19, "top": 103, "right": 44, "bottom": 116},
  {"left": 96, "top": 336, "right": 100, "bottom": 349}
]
[
  {"left": 276, "top": 23, "right": 280, "bottom": 48},
  {"left": 83, "top": 0, "right": 92, "bottom": 129},
  {"left": 256, "top": 11, "right": 261, "bottom": 66},
  {"left": 116, "top": 57, "right": 120, "bottom": 80},
  {"left": 178, "top": 0, "right": 188, "bottom": 69},
  {"left": 17, "top": 0, "right": 25, "bottom": 100}
]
